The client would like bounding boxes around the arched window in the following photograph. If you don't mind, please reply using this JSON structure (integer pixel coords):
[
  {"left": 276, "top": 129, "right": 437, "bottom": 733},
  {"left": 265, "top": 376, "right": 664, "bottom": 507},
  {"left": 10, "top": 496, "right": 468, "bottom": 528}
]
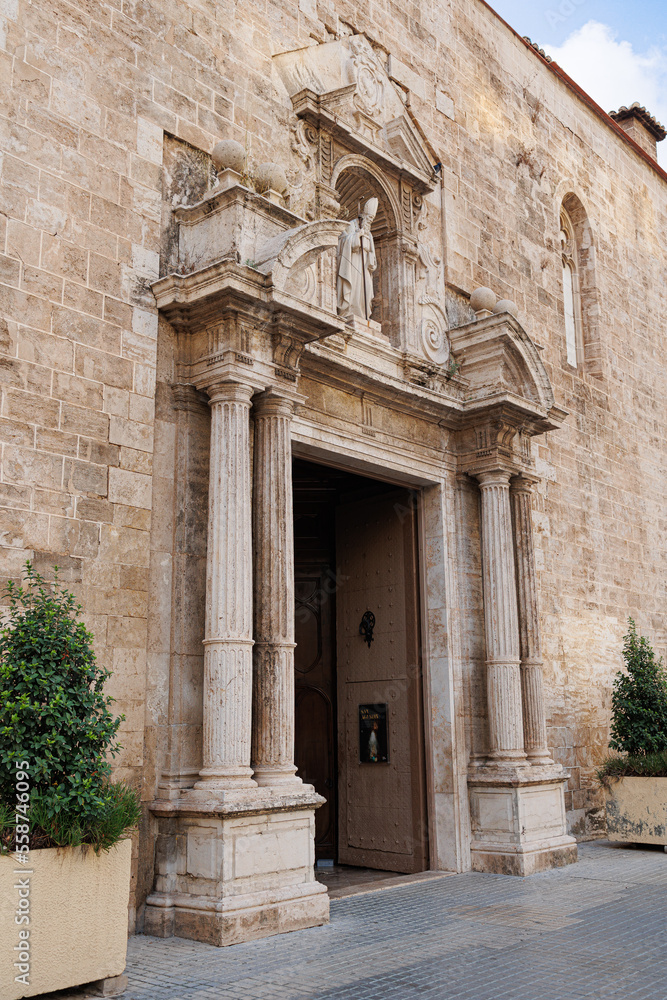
[
  {"left": 559, "top": 194, "right": 602, "bottom": 377},
  {"left": 560, "top": 207, "right": 581, "bottom": 367}
]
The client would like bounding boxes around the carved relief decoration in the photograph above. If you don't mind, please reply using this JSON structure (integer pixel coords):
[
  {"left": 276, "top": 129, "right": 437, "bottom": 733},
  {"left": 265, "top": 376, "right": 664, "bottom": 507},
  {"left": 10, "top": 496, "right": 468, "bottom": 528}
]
[
  {"left": 292, "top": 119, "right": 318, "bottom": 174},
  {"left": 284, "top": 261, "right": 318, "bottom": 304},
  {"left": 417, "top": 222, "right": 450, "bottom": 365},
  {"left": 288, "top": 119, "right": 318, "bottom": 220},
  {"left": 272, "top": 330, "right": 303, "bottom": 374},
  {"left": 348, "top": 35, "right": 385, "bottom": 120},
  {"left": 320, "top": 132, "right": 335, "bottom": 184},
  {"left": 267, "top": 38, "right": 439, "bottom": 354},
  {"left": 401, "top": 186, "right": 412, "bottom": 229},
  {"left": 205, "top": 316, "right": 253, "bottom": 363},
  {"left": 273, "top": 34, "right": 436, "bottom": 198},
  {"left": 420, "top": 307, "right": 450, "bottom": 365}
]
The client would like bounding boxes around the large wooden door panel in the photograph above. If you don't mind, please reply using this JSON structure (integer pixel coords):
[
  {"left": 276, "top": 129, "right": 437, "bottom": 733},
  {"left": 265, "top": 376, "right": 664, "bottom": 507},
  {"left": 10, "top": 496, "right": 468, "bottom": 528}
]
[
  {"left": 336, "top": 493, "right": 428, "bottom": 873},
  {"left": 293, "top": 502, "right": 338, "bottom": 861},
  {"left": 294, "top": 570, "right": 337, "bottom": 858}
]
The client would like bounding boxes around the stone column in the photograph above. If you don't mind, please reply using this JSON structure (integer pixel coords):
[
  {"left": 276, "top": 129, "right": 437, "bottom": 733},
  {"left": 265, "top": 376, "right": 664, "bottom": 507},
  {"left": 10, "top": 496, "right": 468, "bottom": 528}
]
[
  {"left": 194, "top": 382, "right": 256, "bottom": 791},
  {"left": 476, "top": 470, "right": 526, "bottom": 763},
  {"left": 251, "top": 391, "right": 300, "bottom": 787},
  {"left": 510, "top": 476, "right": 553, "bottom": 765}
]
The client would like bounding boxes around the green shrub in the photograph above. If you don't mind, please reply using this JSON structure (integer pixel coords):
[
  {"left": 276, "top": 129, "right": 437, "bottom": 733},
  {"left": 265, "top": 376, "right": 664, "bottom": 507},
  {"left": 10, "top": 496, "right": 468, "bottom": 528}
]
[
  {"left": 1, "top": 780, "right": 141, "bottom": 853},
  {"left": 0, "top": 562, "right": 139, "bottom": 851},
  {"left": 597, "top": 749, "right": 667, "bottom": 785},
  {"left": 609, "top": 619, "right": 667, "bottom": 757}
]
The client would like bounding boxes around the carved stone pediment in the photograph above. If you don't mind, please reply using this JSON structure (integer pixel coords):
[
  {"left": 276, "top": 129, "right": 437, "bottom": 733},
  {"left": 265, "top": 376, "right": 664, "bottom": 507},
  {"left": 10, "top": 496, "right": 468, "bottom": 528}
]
[
  {"left": 384, "top": 118, "right": 433, "bottom": 176},
  {"left": 450, "top": 310, "right": 568, "bottom": 475},
  {"left": 274, "top": 36, "right": 403, "bottom": 118},
  {"left": 274, "top": 35, "right": 436, "bottom": 193},
  {"left": 450, "top": 312, "right": 557, "bottom": 417},
  {"left": 254, "top": 219, "right": 347, "bottom": 277}
]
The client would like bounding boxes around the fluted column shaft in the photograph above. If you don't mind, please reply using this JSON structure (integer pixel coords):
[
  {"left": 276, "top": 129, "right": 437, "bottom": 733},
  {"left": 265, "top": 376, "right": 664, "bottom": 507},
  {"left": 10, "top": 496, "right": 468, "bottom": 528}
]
[
  {"left": 477, "top": 470, "right": 526, "bottom": 762},
  {"left": 196, "top": 382, "right": 256, "bottom": 789},
  {"left": 510, "top": 477, "right": 553, "bottom": 764},
  {"left": 251, "top": 392, "right": 300, "bottom": 786}
]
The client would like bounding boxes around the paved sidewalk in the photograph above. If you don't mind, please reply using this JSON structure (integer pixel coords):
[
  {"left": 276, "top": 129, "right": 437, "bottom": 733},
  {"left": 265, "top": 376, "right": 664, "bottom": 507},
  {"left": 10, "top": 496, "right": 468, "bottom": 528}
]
[
  {"left": 54, "top": 841, "right": 667, "bottom": 1000},
  {"left": 122, "top": 841, "right": 665, "bottom": 1000}
]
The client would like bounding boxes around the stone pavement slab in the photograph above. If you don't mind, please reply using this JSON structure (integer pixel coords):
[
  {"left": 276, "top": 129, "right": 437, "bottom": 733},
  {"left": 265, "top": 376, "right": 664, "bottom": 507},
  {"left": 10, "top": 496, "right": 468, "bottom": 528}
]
[{"left": 40, "top": 842, "right": 667, "bottom": 1000}]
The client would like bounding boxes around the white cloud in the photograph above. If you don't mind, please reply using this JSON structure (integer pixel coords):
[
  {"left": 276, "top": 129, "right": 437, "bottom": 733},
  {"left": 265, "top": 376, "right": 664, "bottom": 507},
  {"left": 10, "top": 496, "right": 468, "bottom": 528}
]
[{"left": 542, "top": 21, "right": 667, "bottom": 168}]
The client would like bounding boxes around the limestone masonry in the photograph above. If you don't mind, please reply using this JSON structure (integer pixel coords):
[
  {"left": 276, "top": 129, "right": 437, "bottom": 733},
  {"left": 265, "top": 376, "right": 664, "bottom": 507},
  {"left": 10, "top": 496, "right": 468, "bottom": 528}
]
[{"left": 0, "top": 0, "right": 665, "bottom": 945}]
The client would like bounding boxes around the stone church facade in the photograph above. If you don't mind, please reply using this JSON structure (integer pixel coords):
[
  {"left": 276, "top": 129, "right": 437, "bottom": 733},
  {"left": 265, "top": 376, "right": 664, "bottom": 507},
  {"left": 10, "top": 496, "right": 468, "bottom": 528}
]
[{"left": 1, "top": 0, "right": 665, "bottom": 945}]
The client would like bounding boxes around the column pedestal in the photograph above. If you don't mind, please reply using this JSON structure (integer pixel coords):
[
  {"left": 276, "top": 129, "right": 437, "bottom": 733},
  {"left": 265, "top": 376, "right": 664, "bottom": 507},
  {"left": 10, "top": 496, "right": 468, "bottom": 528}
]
[
  {"left": 468, "top": 768, "right": 578, "bottom": 875},
  {"left": 144, "top": 790, "right": 329, "bottom": 944}
]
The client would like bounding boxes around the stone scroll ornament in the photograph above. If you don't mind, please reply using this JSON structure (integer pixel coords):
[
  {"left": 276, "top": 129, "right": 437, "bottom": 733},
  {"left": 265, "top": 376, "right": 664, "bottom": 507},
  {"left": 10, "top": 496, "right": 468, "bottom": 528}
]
[{"left": 336, "top": 198, "right": 378, "bottom": 321}]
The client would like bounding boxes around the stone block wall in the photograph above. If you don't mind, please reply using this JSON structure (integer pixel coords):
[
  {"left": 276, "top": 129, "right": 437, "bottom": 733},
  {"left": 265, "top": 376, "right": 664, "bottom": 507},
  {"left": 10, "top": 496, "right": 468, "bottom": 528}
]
[
  {"left": 432, "top": 4, "right": 667, "bottom": 835},
  {"left": 0, "top": 0, "right": 665, "bottom": 919}
]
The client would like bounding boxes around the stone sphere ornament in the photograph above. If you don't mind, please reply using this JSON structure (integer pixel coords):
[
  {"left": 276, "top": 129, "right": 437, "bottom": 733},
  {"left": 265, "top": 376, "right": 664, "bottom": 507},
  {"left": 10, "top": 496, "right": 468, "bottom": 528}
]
[
  {"left": 469, "top": 286, "right": 497, "bottom": 314},
  {"left": 255, "top": 162, "right": 288, "bottom": 196},
  {"left": 211, "top": 139, "right": 245, "bottom": 175},
  {"left": 493, "top": 299, "right": 519, "bottom": 318}
]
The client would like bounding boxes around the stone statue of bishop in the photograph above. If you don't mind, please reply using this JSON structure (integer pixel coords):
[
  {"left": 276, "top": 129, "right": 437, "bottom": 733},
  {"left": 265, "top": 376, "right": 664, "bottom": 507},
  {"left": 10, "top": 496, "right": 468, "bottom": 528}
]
[{"left": 336, "top": 198, "right": 378, "bottom": 322}]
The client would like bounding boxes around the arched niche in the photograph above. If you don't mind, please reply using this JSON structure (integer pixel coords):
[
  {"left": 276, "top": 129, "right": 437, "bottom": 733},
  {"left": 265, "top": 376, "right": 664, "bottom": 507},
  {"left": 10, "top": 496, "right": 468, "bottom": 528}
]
[{"left": 332, "top": 156, "right": 407, "bottom": 347}]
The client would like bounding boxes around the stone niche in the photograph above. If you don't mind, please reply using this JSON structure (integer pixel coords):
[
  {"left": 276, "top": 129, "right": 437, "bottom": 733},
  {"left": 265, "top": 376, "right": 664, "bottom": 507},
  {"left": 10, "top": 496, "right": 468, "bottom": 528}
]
[{"left": 273, "top": 33, "right": 445, "bottom": 359}]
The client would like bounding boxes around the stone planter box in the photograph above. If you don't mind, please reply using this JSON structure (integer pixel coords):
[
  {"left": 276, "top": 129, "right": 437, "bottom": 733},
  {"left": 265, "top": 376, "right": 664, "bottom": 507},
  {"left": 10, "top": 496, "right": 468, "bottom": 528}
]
[
  {"left": 605, "top": 776, "right": 667, "bottom": 847},
  {"left": 1, "top": 839, "right": 132, "bottom": 999}
]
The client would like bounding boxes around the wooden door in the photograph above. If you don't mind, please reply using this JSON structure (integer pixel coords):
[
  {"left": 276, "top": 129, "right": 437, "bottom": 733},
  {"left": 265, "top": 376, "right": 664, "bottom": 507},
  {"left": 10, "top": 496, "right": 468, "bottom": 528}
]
[
  {"left": 336, "top": 492, "right": 428, "bottom": 873},
  {"left": 294, "top": 512, "right": 337, "bottom": 859}
]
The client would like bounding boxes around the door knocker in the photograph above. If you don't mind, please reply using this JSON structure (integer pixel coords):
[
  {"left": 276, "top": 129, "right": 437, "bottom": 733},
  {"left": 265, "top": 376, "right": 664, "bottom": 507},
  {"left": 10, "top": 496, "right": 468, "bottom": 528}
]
[{"left": 359, "top": 611, "right": 375, "bottom": 648}]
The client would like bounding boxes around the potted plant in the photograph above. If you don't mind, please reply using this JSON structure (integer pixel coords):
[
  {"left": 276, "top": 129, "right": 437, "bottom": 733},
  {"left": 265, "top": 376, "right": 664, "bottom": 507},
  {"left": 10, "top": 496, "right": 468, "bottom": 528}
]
[
  {"left": 0, "top": 563, "right": 140, "bottom": 999},
  {"left": 598, "top": 619, "right": 667, "bottom": 849}
]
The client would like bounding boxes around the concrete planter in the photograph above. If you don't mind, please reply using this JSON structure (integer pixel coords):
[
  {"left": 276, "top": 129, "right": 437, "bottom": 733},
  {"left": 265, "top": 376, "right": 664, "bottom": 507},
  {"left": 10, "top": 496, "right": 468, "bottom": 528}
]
[
  {"left": 1, "top": 838, "right": 132, "bottom": 999},
  {"left": 605, "top": 776, "right": 667, "bottom": 847}
]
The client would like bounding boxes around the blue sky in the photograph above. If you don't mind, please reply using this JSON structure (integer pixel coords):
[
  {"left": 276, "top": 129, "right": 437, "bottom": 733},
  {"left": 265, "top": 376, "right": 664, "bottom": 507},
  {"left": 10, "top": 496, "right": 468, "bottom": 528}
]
[{"left": 489, "top": 1, "right": 667, "bottom": 166}]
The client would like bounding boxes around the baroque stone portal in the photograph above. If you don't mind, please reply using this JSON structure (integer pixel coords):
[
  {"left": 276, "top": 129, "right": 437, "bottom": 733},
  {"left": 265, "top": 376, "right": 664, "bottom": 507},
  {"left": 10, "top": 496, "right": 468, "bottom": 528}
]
[{"left": 144, "top": 28, "right": 578, "bottom": 949}]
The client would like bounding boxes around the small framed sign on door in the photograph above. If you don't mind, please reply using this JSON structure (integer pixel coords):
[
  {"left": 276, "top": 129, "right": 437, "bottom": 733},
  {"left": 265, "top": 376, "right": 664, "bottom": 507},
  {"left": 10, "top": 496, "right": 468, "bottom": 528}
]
[{"left": 358, "top": 704, "right": 389, "bottom": 763}]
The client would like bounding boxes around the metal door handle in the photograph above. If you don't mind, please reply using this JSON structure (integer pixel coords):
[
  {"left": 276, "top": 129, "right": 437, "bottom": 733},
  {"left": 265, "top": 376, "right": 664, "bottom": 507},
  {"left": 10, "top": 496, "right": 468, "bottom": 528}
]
[{"left": 359, "top": 610, "right": 375, "bottom": 647}]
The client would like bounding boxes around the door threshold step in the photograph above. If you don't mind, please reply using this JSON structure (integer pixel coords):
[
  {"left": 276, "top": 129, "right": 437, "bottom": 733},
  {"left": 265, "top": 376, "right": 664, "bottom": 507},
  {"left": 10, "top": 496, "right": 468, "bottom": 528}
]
[{"left": 325, "top": 869, "right": 456, "bottom": 900}]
